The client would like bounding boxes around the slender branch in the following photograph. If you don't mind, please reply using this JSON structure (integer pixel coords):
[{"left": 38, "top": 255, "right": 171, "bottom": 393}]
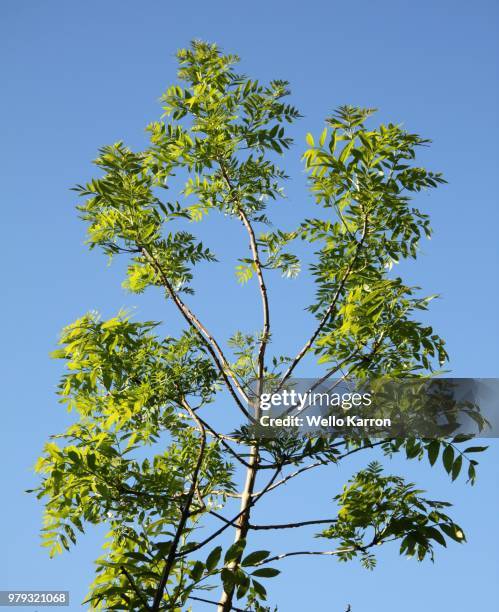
[
  {"left": 206, "top": 431, "right": 246, "bottom": 444},
  {"left": 118, "top": 485, "right": 186, "bottom": 503},
  {"left": 280, "top": 212, "right": 369, "bottom": 386},
  {"left": 188, "top": 595, "right": 248, "bottom": 612},
  {"left": 218, "top": 159, "right": 270, "bottom": 382},
  {"left": 246, "top": 440, "right": 386, "bottom": 500},
  {"left": 248, "top": 460, "right": 325, "bottom": 498},
  {"left": 121, "top": 566, "right": 151, "bottom": 610},
  {"left": 337, "top": 440, "right": 385, "bottom": 460},
  {"left": 249, "top": 518, "right": 336, "bottom": 530},
  {"left": 208, "top": 510, "right": 240, "bottom": 526},
  {"left": 278, "top": 354, "right": 360, "bottom": 420},
  {"left": 140, "top": 246, "right": 251, "bottom": 420},
  {"left": 238, "top": 206, "right": 270, "bottom": 380},
  {"left": 176, "top": 506, "right": 248, "bottom": 559},
  {"left": 256, "top": 533, "right": 393, "bottom": 568},
  {"left": 194, "top": 413, "right": 253, "bottom": 469},
  {"left": 176, "top": 468, "right": 282, "bottom": 559},
  {"left": 254, "top": 548, "right": 354, "bottom": 565},
  {"left": 151, "top": 401, "right": 207, "bottom": 611},
  {"left": 209, "top": 489, "right": 243, "bottom": 499}
]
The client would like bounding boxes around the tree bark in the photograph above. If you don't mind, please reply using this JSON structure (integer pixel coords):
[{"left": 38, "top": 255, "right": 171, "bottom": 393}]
[{"left": 217, "top": 444, "right": 259, "bottom": 612}]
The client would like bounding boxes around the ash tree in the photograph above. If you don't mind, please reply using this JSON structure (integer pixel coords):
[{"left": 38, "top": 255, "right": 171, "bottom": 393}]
[{"left": 33, "top": 42, "right": 487, "bottom": 611}]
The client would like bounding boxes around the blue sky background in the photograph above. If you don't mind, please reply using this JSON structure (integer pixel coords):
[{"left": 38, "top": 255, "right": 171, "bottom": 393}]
[{"left": 1, "top": 1, "right": 498, "bottom": 610}]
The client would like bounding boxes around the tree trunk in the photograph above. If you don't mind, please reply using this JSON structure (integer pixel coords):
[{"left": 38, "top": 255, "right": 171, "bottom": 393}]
[{"left": 217, "top": 444, "right": 259, "bottom": 611}]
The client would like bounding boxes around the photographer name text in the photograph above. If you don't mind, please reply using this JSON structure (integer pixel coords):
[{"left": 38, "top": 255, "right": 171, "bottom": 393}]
[{"left": 259, "top": 414, "right": 392, "bottom": 428}]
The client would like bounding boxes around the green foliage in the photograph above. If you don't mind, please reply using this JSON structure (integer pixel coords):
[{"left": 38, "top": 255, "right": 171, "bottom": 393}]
[
  {"left": 301, "top": 105, "right": 447, "bottom": 376},
  {"left": 36, "top": 310, "right": 234, "bottom": 607},
  {"left": 32, "top": 40, "right": 486, "bottom": 611},
  {"left": 319, "top": 461, "right": 466, "bottom": 566}
]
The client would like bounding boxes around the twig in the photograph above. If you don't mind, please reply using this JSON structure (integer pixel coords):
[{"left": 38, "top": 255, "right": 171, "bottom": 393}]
[
  {"left": 254, "top": 548, "right": 354, "bottom": 565},
  {"left": 120, "top": 566, "right": 151, "bottom": 610},
  {"left": 187, "top": 595, "right": 248, "bottom": 612},
  {"left": 248, "top": 460, "right": 325, "bottom": 498},
  {"left": 249, "top": 518, "right": 336, "bottom": 530}
]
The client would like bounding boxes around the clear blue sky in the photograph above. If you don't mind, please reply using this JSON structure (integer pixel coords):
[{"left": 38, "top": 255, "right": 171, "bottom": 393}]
[{"left": 1, "top": 1, "right": 498, "bottom": 610}]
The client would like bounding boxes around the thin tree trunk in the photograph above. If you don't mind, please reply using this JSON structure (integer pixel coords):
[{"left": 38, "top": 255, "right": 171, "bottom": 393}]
[{"left": 217, "top": 444, "right": 259, "bottom": 611}]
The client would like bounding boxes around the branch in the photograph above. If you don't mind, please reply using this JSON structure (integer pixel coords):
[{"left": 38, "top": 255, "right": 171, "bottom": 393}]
[
  {"left": 118, "top": 485, "right": 186, "bottom": 503},
  {"left": 140, "top": 246, "right": 251, "bottom": 420},
  {"left": 208, "top": 511, "right": 334, "bottom": 532},
  {"left": 120, "top": 566, "right": 151, "bottom": 610},
  {"left": 207, "top": 510, "right": 238, "bottom": 526},
  {"left": 176, "top": 467, "right": 282, "bottom": 559},
  {"left": 187, "top": 595, "right": 248, "bottom": 612},
  {"left": 238, "top": 206, "right": 270, "bottom": 381},
  {"left": 254, "top": 547, "right": 355, "bottom": 565},
  {"left": 279, "top": 212, "right": 369, "bottom": 386},
  {"left": 278, "top": 355, "right": 360, "bottom": 420},
  {"left": 249, "top": 518, "right": 336, "bottom": 530},
  {"left": 218, "top": 160, "right": 270, "bottom": 383},
  {"left": 247, "top": 440, "right": 386, "bottom": 499},
  {"left": 337, "top": 440, "right": 385, "bottom": 461},
  {"left": 208, "top": 489, "right": 243, "bottom": 499},
  {"left": 193, "top": 413, "right": 253, "bottom": 469},
  {"left": 151, "top": 401, "right": 207, "bottom": 611},
  {"left": 255, "top": 533, "right": 384, "bottom": 567},
  {"left": 249, "top": 460, "right": 325, "bottom": 497}
]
